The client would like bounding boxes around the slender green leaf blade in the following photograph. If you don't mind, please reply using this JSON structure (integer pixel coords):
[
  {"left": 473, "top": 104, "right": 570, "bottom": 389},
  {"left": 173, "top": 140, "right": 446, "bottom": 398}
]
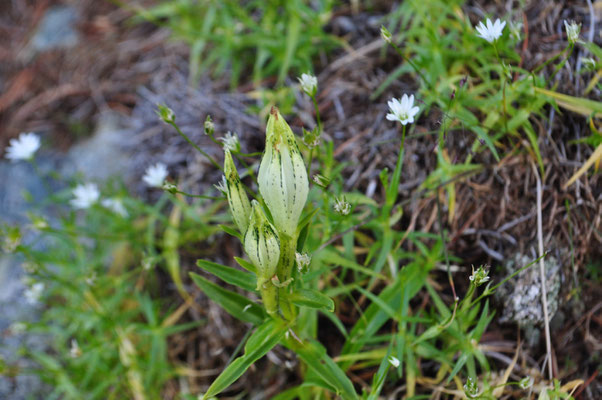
[
  {"left": 190, "top": 273, "right": 265, "bottom": 325},
  {"left": 196, "top": 259, "right": 257, "bottom": 292},
  {"left": 284, "top": 337, "right": 359, "bottom": 400},
  {"left": 203, "top": 319, "right": 288, "bottom": 399},
  {"left": 290, "top": 288, "right": 335, "bottom": 312}
]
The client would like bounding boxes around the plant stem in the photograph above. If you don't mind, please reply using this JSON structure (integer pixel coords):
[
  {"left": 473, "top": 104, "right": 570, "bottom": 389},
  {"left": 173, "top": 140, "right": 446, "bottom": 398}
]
[
  {"left": 276, "top": 233, "right": 297, "bottom": 321},
  {"left": 168, "top": 121, "right": 223, "bottom": 172},
  {"left": 389, "top": 41, "right": 432, "bottom": 91}
]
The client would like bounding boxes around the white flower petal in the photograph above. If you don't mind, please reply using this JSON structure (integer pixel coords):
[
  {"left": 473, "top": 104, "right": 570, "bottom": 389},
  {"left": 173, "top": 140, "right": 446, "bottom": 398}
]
[
  {"left": 70, "top": 183, "right": 100, "bottom": 209},
  {"left": 5, "top": 132, "right": 41, "bottom": 161},
  {"left": 143, "top": 163, "right": 168, "bottom": 188}
]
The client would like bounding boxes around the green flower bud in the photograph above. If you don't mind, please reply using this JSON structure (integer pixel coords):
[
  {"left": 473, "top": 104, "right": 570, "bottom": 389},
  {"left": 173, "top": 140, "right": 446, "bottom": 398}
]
[
  {"left": 224, "top": 150, "right": 251, "bottom": 233},
  {"left": 258, "top": 107, "right": 309, "bottom": 237},
  {"left": 244, "top": 201, "right": 280, "bottom": 284},
  {"left": 156, "top": 104, "right": 175, "bottom": 124}
]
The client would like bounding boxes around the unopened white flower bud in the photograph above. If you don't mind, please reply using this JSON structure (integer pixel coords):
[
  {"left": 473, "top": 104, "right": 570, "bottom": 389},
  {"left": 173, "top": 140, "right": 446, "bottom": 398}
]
[
  {"left": 156, "top": 104, "right": 175, "bottom": 124},
  {"left": 258, "top": 107, "right": 309, "bottom": 237},
  {"left": 380, "top": 26, "right": 393, "bottom": 44},
  {"left": 312, "top": 174, "right": 330, "bottom": 188},
  {"left": 295, "top": 252, "right": 311, "bottom": 272},
  {"left": 334, "top": 197, "right": 351, "bottom": 216},
  {"left": 298, "top": 74, "right": 317, "bottom": 97},
  {"left": 224, "top": 150, "right": 251, "bottom": 234},
  {"left": 564, "top": 20, "right": 580, "bottom": 45},
  {"left": 204, "top": 115, "right": 215, "bottom": 136},
  {"left": 244, "top": 201, "right": 280, "bottom": 285},
  {"left": 388, "top": 355, "right": 400, "bottom": 368}
]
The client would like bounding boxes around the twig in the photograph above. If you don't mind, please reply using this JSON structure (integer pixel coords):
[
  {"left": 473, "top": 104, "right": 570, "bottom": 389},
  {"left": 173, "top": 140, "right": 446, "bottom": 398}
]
[{"left": 532, "top": 162, "right": 554, "bottom": 380}]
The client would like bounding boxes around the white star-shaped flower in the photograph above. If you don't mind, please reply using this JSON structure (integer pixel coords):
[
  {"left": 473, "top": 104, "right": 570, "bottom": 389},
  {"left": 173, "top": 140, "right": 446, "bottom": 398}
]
[
  {"left": 24, "top": 282, "right": 44, "bottom": 305},
  {"left": 5, "top": 132, "right": 41, "bottom": 161},
  {"left": 70, "top": 183, "right": 100, "bottom": 209},
  {"left": 298, "top": 73, "right": 318, "bottom": 96},
  {"left": 101, "top": 198, "right": 128, "bottom": 217},
  {"left": 220, "top": 131, "right": 240, "bottom": 152},
  {"left": 143, "top": 163, "right": 168, "bottom": 188},
  {"left": 386, "top": 94, "right": 420, "bottom": 125},
  {"left": 475, "top": 18, "right": 506, "bottom": 43}
]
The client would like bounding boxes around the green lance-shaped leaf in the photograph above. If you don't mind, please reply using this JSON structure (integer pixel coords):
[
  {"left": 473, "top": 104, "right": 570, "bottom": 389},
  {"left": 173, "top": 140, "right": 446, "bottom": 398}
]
[
  {"left": 224, "top": 149, "right": 251, "bottom": 234},
  {"left": 283, "top": 336, "right": 359, "bottom": 400},
  {"left": 202, "top": 318, "right": 288, "bottom": 399},
  {"left": 258, "top": 107, "right": 309, "bottom": 237}
]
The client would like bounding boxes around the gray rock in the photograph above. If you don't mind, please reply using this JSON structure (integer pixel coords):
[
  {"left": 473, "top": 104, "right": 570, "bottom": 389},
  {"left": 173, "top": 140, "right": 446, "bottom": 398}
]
[
  {"left": 62, "top": 111, "right": 133, "bottom": 183},
  {"left": 0, "top": 113, "right": 135, "bottom": 398},
  {"left": 495, "top": 252, "right": 562, "bottom": 348},
  {"left": 0, "top": 160, "right": 52, "bottom": 399},
  {"left": 30, "top": 6, "right": 79, "bottom": 52}
]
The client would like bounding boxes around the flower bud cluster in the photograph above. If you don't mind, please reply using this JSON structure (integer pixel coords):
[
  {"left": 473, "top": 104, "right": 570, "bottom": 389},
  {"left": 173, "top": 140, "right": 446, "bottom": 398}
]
[{"left": 221, "top": 108, "right": 309, "bottom": 317}]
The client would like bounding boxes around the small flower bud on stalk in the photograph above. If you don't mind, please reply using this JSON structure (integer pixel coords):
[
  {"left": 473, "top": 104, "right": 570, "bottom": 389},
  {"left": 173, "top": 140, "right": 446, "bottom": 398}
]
[
  {"left": 380, "top": 26, "right": 393, "bottom": 44},
  {"left": 224, "top": 150, "right": 251, "bottom": 234},
  {"left": 295, "top": 252, "right": 311, "bottom": 273},
  {"left": 244, "top": 201, "right": 280, "bottom": 315},
  {"left": 564, "top": 20, "right": 580, "bottom": 45},
  {"left": 298, "top": 74, "right": 317, "bottom": 97},
  {"left": 258, "top": 107, "right": 309, "bottom": 238},
  {"left": 312, "top": 174, "right": 330, "bottom": 188},
  {"left": 204, "top": 115, "right": 215, "bottom": 136},
  {"left": 156, "top": 104, "right": 175, "bottom": 124}
]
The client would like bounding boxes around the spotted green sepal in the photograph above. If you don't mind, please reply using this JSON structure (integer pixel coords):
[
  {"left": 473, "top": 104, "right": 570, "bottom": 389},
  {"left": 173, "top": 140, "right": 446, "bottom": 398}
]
[{"left": 224, "top": 150, "right": 251, "bottom": 234}]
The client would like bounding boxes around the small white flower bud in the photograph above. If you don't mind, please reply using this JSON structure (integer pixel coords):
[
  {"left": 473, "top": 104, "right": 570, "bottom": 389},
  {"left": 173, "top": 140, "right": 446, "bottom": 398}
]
[
  {"left": 312, "top": 174, "right": 330, "bottom": 188},
  {"left": 469, "top": 265, "right": 490, "bottom": 287},
  {"left": 204, "top": 115, "right": 215, "bottom": 136},
  {"left": 564, "top": 20, "right": 580, "bottom": 45},
  {"left": 156, "top": 104, "right": 175, "bottom": 124},
  {"left": 244, "top": 201, "right": 280, "bottom": 284},
  {"left": 224, "top": 150, "right": 252, "bottom": 234},
  {"left": 519, "top": 376, "right": 533, "bottom": 389},
  {"left": 334, "top": 197, "right": 351, "bottom": 216},
  {"left": 295, "top": 252, "right": 311, "bottom": 272},
  {"left": 258, "top": 107, "right": 309, "bottom": 237},
  {"left": 220, "top": 131, "right": 240, "bottom": 152},
  {"left": 380, "top": 26, "right": 393, "bottom": 44},
  {"left": 70, "top": 339, "right": 82, "bottom": 358},
  {"left": 297, "top": 73, "right": 317, "bottom": 97}
]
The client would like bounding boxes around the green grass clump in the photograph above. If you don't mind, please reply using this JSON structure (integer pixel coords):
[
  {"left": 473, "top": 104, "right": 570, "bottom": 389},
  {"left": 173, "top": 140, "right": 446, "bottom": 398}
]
[{"left": 133, "top": 0, "right": 341, "bottom": 87}]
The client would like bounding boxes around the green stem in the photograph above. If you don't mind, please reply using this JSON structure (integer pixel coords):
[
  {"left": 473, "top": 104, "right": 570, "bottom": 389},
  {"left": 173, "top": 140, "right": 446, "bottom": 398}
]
[
  {"left": 548, "top": 44, "right": 574, "bottom": 85},
  {"left": 312, "top": 95, "right": 322, "bottom": 135},
  {"left": 168, "top": 121, "right": 223, "bottom": 172},
  {"left": 389, "top": 41, "right": 432, "bottom": 91},
  {"left": 386, "top": 125, "right": 406, "bottom": 209},
  {"left": 260, "top": 282, "right": 279, "bottom": 316},
  {"left": 276, "top": 233, "right": 297, "bottom": 321},
  {"left": 170, "top": 189, "right": 222, "bottom": 200}
]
